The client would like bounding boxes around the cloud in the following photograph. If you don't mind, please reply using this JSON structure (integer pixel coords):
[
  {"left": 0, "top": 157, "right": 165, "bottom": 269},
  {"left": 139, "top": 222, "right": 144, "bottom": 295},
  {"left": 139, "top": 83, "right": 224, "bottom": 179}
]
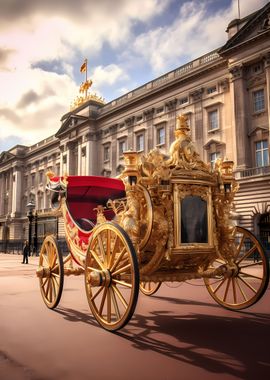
[
  {"left": 92, "top": 64, "right": 129, "bottom": 88},
  {"left": 0, "top": 0, "right": 170, "bottom": 150},
  {"left": 0, "top": 0, "right": 267, "bottom": 152},
  {"left": 131, "top": 0, "right": 269, "bottom": 74}
]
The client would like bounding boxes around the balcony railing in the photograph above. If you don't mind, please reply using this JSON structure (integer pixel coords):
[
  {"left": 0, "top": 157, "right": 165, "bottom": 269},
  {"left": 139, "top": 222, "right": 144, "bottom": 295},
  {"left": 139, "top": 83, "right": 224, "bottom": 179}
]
[
  {"left": 101, "top": 48, "right": 221, "bottom": 113},
  {"left": 235, "top": 165, "right": 270, "bottom": 179}
]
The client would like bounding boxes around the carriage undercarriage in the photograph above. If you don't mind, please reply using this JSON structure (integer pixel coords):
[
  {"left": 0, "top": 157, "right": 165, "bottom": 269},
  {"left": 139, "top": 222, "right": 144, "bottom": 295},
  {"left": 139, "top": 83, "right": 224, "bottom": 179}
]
[{"left": 36, "top": 115, "right": 269, "bottom": 331}]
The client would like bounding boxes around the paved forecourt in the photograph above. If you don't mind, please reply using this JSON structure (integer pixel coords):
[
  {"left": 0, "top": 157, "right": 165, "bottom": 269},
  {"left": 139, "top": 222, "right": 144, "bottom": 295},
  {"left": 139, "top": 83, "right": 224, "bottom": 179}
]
[{"left": 0, "top": 253, "right": 270, "bottom": 380}]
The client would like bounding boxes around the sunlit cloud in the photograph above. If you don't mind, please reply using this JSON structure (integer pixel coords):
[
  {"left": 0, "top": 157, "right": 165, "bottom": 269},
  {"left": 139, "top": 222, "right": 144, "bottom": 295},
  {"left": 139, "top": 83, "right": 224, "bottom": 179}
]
[{"left": 0, "top": 0, "right": 267, "bottom": 151}]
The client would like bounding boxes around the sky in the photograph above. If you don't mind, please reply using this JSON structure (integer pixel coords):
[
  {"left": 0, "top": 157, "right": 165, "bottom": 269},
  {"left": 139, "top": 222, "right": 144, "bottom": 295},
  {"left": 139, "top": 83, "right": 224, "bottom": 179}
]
[{"left": 0, "top": 0, "right": 269, "bottom": 152}]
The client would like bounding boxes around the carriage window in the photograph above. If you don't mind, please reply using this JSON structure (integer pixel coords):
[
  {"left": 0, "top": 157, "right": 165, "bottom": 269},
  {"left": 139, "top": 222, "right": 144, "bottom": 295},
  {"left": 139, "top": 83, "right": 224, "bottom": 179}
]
[{"left": 181, "top": 195, "right": 208, "bottom": 243}]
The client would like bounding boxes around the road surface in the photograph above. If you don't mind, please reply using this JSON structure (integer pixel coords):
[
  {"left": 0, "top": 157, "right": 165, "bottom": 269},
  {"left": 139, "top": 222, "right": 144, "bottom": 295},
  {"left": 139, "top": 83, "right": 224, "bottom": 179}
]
[{"left": 0, "top": 253, "right": 270, "bottom": 380}]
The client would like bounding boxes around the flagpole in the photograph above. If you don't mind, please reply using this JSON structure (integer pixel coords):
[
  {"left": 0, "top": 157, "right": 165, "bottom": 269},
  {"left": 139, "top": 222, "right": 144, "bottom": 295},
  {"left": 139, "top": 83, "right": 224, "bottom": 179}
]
[
  {"left": 85, "top": 59, "right": 88, "bottom": 98},
  {"left": 238, "top": 0, "right": 240, "bottom": 19}
]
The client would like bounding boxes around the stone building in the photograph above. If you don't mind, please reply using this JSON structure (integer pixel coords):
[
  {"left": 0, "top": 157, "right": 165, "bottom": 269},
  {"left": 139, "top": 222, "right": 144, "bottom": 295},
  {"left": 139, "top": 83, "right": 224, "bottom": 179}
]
[{"left": 0, "top": 3, "right": 270, "bottom": 252}]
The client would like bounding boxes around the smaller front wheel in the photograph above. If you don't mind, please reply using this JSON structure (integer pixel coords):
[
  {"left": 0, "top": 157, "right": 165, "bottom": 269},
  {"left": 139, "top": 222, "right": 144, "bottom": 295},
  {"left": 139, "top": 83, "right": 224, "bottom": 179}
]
[
  {"left": 85, "top": 222, "right": 139, "bottom": 331},
  {"left": 140, "top": 282, "right": 161, "bottom": 296},
  {"left": 37, "top": 235, "right": 64, "bottom": 309}
]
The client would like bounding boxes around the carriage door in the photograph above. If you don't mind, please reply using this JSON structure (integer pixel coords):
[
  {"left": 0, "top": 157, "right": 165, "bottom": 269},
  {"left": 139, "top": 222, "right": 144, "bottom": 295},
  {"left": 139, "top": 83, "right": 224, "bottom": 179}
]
[{"left": 174, "top": 184, "right": 213, "bottom": 248}]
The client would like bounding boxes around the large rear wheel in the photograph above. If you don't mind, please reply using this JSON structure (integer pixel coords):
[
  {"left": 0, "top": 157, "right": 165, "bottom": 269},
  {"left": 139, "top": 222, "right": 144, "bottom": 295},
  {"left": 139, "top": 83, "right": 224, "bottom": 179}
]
[
  {"left": 204, "top": 226, "right": 269, "bottom": 310},
  {"left": 85, "top": 222, "right": 139, "bottom": 331}
]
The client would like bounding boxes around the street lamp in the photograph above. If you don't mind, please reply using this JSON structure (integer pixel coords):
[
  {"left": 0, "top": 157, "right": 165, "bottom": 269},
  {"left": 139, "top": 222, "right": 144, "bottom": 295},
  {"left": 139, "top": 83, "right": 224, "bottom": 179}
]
[{"left": 26, "top": 201, "right": 35, "bottom": 255}]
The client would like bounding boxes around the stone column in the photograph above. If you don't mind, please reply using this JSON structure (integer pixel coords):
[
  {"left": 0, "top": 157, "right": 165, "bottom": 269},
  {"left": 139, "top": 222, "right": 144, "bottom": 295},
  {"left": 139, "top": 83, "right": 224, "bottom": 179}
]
[
  {"left": 8, "top": 169, "right": 13, "bottom": 214},
  {"left": 190, "top": 88, "right": 204, "bottom": 157},
  {"left": 229, "top": 65, "right": 250, "bottom": 168},
  {"left": 264, "top": 52, "right": 270, "bottom": 138},
  {"left": 0, "top": 173, "right": 4, "bottom": 215},
  {"left": 11, "top": 165, "right": 23, "bottom": 217},
  {"left": 86, "top": 132, "right": 97, "bottom": 175},
  {"left": 144, "top": 108, "right": 155, "bottom": 151},
  {"left": 165, "top": 99, "right": 177, "bottom": 146}
]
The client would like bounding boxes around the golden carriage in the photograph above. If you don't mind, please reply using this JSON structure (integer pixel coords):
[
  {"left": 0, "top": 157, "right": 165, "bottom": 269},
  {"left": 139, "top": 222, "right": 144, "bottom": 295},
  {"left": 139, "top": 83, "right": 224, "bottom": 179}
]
[{"left": 36, "top": 115, "right": 269, "bottom": 331}]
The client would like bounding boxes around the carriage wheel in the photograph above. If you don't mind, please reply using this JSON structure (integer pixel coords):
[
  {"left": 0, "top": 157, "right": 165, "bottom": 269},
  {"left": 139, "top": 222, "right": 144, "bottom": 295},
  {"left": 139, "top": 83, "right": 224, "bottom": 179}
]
[
  {"left": 140, "top": 282, "right": 161, "bottom": 296},
  {"left": 204, "top": 226, "right": 269, "bottom": 310},
  {"left": 37, "top": 235, "right": 64, "bottom": 309},
  {"left": 85, "top": 222, "right": 139, "bottom": 331}
]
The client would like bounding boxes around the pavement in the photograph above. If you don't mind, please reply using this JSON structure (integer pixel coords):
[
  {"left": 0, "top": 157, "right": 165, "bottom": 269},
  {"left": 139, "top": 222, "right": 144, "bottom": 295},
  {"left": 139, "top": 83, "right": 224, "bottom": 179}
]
[{"left": 0, "top": 253, "right": 270, "bottom": 380}]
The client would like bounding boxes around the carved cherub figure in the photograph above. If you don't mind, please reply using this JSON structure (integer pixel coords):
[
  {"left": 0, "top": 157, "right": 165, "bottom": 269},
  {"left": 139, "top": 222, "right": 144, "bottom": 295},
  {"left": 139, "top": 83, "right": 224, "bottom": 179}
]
[{"left": 167, "top": 115, "right": 209, "bottom": 171}]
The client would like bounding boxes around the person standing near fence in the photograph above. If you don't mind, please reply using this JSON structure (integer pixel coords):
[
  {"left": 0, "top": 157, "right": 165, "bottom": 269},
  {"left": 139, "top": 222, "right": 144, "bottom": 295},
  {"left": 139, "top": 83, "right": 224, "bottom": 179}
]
[{"left": 22, "top": 240, "right": 30, "bottom": 264}]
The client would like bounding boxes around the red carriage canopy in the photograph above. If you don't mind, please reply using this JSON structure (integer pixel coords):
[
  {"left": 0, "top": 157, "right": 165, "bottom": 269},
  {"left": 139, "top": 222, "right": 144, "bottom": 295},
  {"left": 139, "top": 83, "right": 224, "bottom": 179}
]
[{"left": 50, "top": 175, "right": 125, "bottom": 224}]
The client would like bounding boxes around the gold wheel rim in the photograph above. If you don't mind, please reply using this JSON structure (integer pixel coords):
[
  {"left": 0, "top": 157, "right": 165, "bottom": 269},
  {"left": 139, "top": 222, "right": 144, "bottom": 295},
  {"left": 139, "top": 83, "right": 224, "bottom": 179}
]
[
  {"left": 140, "top": 281, "right": 161, "bottom": 296},
  {"left": 205, "top": 226, "right": 269, "bottom": 310},
  {"left": 39, "top": 236, "right": 63, "bottom": 309},
  {"left": 85, "top": 223, "right": 138, "bottom": 331}
]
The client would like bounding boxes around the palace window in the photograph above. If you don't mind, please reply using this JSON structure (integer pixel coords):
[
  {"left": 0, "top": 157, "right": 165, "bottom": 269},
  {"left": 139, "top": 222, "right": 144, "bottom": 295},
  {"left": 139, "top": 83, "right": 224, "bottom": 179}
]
[
  {"left": 210, "top": 152, "right": 220, "bottom": 169},
  {"left": 207, "top": 85, "right": 217, "bottom": 94},
  {"left": 157, "top": 126, "right": 165, "bottom": 146},
  {"left": 255, "top": 140, "right": 269, "bottom": 167},
  {"left": 31, "top": 174, "right": 35, "bottom": 187},
  {"left": 136, "top": 134, "right": 144, "bottom": 152},
  {"left": 179, "top": 97, "right": 188, "bottom": 105},
  {"left": 39, "top": 171, "right": 43, "bottom": 184},
  {"left": 104, "top": 145, "right": 110, "bottom": 162},
  {"left": 253, "top": 89, "right": 265, "bottom": 112},
  {"left": 119, "top": 140, "right": 126, "bottom": 157},
  {"left": 208, "top": 109, "right": 219, "bottom": 131}
]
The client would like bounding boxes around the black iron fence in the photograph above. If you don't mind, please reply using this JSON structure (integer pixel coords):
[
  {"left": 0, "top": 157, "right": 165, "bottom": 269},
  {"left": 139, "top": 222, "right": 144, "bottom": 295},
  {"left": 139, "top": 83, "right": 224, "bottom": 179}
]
[{"left": 0, "top": 237, "right": 69, "bottom": 256}]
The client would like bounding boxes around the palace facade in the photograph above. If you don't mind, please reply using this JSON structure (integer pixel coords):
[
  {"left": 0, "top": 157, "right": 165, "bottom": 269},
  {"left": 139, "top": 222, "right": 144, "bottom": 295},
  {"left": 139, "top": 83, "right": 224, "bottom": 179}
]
[{"left": 0, "top": 3, "right": 270, "bottom": 252}]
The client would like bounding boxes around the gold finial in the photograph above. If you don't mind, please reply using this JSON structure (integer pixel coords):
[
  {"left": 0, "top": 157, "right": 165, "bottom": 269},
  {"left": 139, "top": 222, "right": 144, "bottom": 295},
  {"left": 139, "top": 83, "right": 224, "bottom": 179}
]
[
  {"left": 70, "top": 59, "right": 106, "bottom": 110},
  {"left": 175, "top": 114, "right": 190, "bottom": 138}
]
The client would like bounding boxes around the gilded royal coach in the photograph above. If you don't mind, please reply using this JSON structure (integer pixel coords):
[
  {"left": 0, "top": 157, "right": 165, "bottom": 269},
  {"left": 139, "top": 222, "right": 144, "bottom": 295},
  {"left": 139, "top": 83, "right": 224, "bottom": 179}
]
[{"left": 36, "top": 115, "right": 269, "bottom": 331}]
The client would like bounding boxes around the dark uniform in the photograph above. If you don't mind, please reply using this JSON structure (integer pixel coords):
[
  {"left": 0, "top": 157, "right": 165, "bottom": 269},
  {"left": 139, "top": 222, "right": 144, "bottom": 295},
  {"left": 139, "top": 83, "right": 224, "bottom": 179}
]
[{"left": 22, "top": 241, "right": 30, "bottom": 264}]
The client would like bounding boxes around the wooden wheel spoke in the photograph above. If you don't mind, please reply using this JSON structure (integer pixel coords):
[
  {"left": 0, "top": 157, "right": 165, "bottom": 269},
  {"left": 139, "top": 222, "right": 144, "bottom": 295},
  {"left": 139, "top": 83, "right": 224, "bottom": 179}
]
[
  {"left": 49, "top": 279, "right": 53, "bottom": 302},
  {"left": 107, "top": 288, "right": 112, "bottom": 323},
  {"left": 223, "top": 277, "right": 231, "bottom": 302},
  {"left": 236, "top": 234, "right": 245, "bottom": 257},
  {"left": 111, "top": 263, "right": 131, "bottom": 277},
  {"left": 51, "top": 263, "right": 59, "bottom": 273},
  {"left": 90, "top": 249, "right": 105, "bottom": 270},
  {"left": 42, "top": 253, "right": 50, "bottom": 267},
  {"left": 235, "top": 277, "right": 248, "bottom": 302},
  {"left": 232, "top": 278, "right": 237, "bottom": 304},
  {"left": 97, "top": 235, "right": 106, "bottom": 265},
  {"left": 213, "top": 277, "right": 226, "bottom": 294},
  {"left": 51, "top": 277, "right": 57, "bottom": 300},
  {"left": 90, "top": 285, "right": 104, "bottom": 302},
  {"left": 41, "top": 277, "right": 49, "bottom": 289},
  {"left": 239, "top": 271, "right": 263, "bottom": 281},
  {"left": 112, "top": 278, "right": 132, "bottom": 288},
  {"left": 238, "top": 274, "right": 257, "bottom": 294},
  {"left": 51, "top": 272, "right": 60, "bottom": 279},
  {"left": 111, "top": 287, "right": 121, "bottom": 320},
  {"left": 98, "top": 287, "right": 107, "bottom": 315},
  {"left": 106, "top": 229, "right": 111, "bottom": 264},
  {"left": 236, "top": 245, "right": 257, "bottom": 264},
  {"left": 110, "top": 247, "right": 126, "bottom": 273},
  {"left": 44, "top": 279, "right": 50, "bottom": 298},
  {"left": 50, "top": 253, "right": 57, "bottom": 270},
  {"left": 112, "top": 284, "right": 128, "bottom": 309},
  {"left": 240, "top": 261, "right": 263, "bottom": 269}
]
